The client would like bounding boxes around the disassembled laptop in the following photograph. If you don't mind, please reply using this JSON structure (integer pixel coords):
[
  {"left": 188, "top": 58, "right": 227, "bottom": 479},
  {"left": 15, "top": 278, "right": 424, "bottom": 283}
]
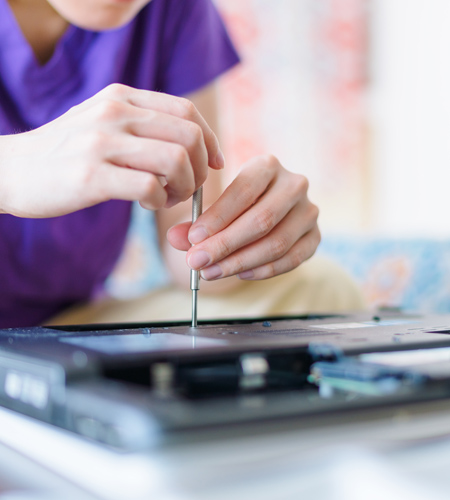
[{"left": 2, "top": 310, "right": 450, "bottom": 450}]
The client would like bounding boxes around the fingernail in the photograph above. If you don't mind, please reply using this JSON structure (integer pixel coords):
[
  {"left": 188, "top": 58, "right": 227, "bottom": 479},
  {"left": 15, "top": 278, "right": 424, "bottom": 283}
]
[
  {"left": 201, "top": 264, "right": 222, "bottom": 280},
  {"left": 215, "top": 150, "right": 225, "bottom": 169},
  {"left": 189, "top": 226, "right": 209, "bottom": 245},
  {"left": 238, "top": 270, "right": 254, "bottom": 280},
  {"left": 188, "top": 250, "right": 211, "bottom": 270}
]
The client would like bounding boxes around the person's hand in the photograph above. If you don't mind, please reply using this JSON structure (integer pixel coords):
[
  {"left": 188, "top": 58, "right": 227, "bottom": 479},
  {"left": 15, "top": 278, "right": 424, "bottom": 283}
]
[
  {"left": 167, "top": 155, "right": 320, "bottom": 281},
  {"left": 0, "top": 84, "right": 223, "bottom": 218}
]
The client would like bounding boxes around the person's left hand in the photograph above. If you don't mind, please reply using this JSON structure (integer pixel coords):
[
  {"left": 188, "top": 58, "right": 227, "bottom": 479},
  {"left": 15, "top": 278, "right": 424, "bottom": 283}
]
[{"left": 167, "top": 154, "right": 320, "bottom": 281}]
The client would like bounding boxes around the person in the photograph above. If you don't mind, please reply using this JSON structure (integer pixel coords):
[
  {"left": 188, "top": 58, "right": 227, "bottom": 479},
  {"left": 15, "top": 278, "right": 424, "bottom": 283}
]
[{"left": 0, "top": 0, "right": 364, "bottom": 328}]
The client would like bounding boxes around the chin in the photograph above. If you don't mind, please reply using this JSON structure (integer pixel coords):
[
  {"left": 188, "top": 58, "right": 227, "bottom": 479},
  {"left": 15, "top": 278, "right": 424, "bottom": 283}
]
[
  {"left": 78, "top": 9, "right": 142, "bottom": 30},
  {"left": 77, "top": 14, "right": 137, "bottom": 31},
  {"left": 50, "top": 0, "right": 151, "bottom": 31}
]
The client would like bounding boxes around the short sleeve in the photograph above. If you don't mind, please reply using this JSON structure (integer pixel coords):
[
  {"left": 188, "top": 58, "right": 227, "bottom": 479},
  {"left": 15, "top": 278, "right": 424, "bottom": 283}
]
[{"left": 157, "top": 0, "right": 240, "bottom": 96}]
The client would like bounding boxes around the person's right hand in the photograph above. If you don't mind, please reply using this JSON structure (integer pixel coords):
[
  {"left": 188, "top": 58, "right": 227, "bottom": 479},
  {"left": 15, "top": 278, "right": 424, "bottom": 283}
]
[{"left": 0, "top": 83, "right": 223, "bottom": 218}]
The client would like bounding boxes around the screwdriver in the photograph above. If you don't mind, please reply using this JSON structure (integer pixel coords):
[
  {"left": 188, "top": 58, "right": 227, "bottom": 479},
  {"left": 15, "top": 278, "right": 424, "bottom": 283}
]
[{"left": 190, "top": 186, "right": 203, "bottom": 328}]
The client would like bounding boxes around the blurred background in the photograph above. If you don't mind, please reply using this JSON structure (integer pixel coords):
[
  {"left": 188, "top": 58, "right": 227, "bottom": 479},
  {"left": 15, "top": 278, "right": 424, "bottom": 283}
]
[
  {"left": 215, "top": 0, "right": 450, "bottom": 238},
  {"left": 108, "top": 0, "right": 450, "bottom": 314},
  {"left": 211, "top": 0, "right": 450, "bottom": 312}
]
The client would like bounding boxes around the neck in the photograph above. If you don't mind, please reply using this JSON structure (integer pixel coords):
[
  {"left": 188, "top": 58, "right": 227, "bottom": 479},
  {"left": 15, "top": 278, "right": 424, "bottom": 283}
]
[{"left": 7, "top": 0, "right": 69, "bottom": 65}]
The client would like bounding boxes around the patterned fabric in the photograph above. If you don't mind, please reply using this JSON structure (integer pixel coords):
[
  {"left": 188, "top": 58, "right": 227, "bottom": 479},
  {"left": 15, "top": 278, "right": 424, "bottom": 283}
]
[
  {"left": 214, "top": 0, "right": 370, "bottom": 233},
  {"left": 319, "top": 238, "right": 450, "bottom": 313},
  {"left": 107, "top": 213, "right": 450, "bottom": 314},
  {"left": 105, "top": 204, "right": 171, "bottom": 299}
]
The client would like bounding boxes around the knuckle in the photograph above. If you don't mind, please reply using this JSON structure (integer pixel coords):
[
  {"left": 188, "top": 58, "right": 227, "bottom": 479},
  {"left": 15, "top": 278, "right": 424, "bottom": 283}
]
[
  {"left": 174, "top": 97, "right": 197, "bottom": 121},
  {"left": 168, "top": 143, "right": 189, "bottom": 167},
  {"left": 308, "top": 225, "right": 321, "bottom": 252},
  {"left": 101, "top": 83, "right": 126, "bottom": 99},
  {"left": 303, "top": 202, "right": 320, "bottom": 228},
  {"left": 94, "top": 99, "right": 124, "bottom": 122},
  {"left": 315, "top": 226, "right": 322, "bottom": 245},
  {"left": 291, "top": 174, "right": 309, "bottom": 195},
  {"left": 265, "top": 153, "right": 280, "bottom": 166},
  {"left": 184, "top": 122, "right": 203, "bottom": 149},
  {"left": 264, "top": 261, "right": 277, "bottom": 279},
  {"left": 140, "top": 174, "right": 157, "bottom": 195},
  {"left": 236, "top": 176, "right": 257, "bottom": 205},
  {"left": 270, "top": 234, "right": 290, "bottom": 259},
  {"left": 253, "top": 208, "right": 276, "bottom": 236},
  {"left": 291, "top": 249, "right": 304, "bottom": 269},
  {"left": 178, "top": 185, "right": 195, "bottom": 203},
  {"left": 310, "top": 202, "right": 319, "bottom": 222},
  {"left": 196, "top": 169, "right": 208, "bottom": 190},
  {"left": 165, "top": 145, "right": 195, "bottom": 201},
  {"left": 231, "top": 253, "right": 247, "bottom": 275},
  {"left": 78, "top": 162, "right": 98, "bottom": 191},
  {"left": 139, "top": 177, "right": 166, "bottom": 209},
  {"left": 211, "top": 210, "right": 227, "bottom": 230},
  {"left": 216, "top": 234, "right": 235, "bottom": 261},
  {"left": 86, "top": 130, "right": 109, "bottom": 155},
  {"left": 245, "top": 154, "right": 281, "bottom": 184},
  {"left": 260, "top": 153, "right": 280, "bottom": 172}
]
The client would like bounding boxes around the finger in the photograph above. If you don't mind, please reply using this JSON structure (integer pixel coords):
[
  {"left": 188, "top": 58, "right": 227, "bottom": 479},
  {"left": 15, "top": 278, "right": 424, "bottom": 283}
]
[
  {"left": 89, "top": 162, "right": 168, "bottom": 210},
  {"left": 188, "top": 171, "right": 307, "bottom": 266},
  {"left": 167, "top": 222, "right": 191, "bottom": 251},
  {"left": 95, "top": 84, "right": 224, "bottom": 170},
  {"left": 117, "top": 104, "right": 209, "bottom": 190},
  {"left": 106, "top": 134, "right": 195, "bottom": 207},
  {"left": 238, "top": 227, "right": 321, "bottom": 280},
  {"left": 188, "top": 156, "right": 275, "bottom": 244},
  {"left": 194, "top": 203, "right": 318, "bottom": 280}
]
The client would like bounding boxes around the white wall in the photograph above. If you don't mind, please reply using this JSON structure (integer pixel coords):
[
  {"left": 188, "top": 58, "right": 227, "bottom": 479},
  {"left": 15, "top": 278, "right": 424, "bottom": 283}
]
[{"left": 371, "top": 0, "right": 450, "bottom": 237}]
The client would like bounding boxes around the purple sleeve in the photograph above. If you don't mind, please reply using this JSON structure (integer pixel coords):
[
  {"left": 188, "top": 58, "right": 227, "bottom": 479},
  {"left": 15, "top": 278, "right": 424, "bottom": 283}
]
[{"left": 158, "top": 0, "right": 240, "bottom": 96}]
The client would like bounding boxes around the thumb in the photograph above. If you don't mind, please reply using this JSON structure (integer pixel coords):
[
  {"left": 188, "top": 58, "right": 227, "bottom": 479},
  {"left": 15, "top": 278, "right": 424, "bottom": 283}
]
[{"left": 166, "top": 221, "right": 192, "bottom": 251}]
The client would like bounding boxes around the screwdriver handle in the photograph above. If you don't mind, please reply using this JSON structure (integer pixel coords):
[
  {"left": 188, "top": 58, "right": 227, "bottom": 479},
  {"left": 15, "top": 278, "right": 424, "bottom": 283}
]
[
  {"left": 190, "top": 186, "right": 203, "bottom": 327},
  {"left": 192, "top": 186, "right": 203, "bottom": 224},
  {"left": 190, "top": 186, "right": 203, "bottom": 292}
]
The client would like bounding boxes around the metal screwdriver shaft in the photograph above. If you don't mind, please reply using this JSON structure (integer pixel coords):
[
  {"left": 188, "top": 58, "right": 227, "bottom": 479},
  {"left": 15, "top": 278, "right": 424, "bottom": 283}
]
[{"left": 191, "top": 186, "right": 203, "bottom": 328}]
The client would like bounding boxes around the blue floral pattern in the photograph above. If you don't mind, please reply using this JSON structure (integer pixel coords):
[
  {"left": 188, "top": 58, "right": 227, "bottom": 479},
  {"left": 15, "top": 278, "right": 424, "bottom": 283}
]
[{"left": 319, "top": 238, "right": 450, "bottom": 313}]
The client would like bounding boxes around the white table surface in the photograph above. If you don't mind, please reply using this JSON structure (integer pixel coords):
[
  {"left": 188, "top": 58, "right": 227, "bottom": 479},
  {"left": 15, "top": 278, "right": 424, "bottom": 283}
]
[{"left": 1, "top": 398, "right": 450, "bottom": 500}]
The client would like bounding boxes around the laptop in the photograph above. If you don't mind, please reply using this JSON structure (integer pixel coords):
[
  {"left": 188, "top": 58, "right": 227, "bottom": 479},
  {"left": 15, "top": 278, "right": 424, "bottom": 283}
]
[{"left": 1, "top": 310, "right": 450, "bottom": 450}]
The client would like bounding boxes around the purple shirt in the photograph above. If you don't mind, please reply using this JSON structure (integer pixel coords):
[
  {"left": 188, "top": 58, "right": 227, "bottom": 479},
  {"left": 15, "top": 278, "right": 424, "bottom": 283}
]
[{"left": 0, "top": 0, "right": 239, "bottom": 327}]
